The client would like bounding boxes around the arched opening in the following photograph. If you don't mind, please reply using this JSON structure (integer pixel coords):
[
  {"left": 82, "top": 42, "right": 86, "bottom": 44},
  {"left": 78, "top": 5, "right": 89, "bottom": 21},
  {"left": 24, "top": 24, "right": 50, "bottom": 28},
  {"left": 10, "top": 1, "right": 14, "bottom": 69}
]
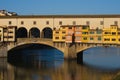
[
  {"left": 8, "top": 43, "right": 64, "bottom": 69},
  {"left": 29, "top": 27, "right": 40, "bottom": 38},
  {"left": 42, "top": 27, "right": 52, "bottom": 38},
  {"left": 17, "top": 27, "right": 28, "bottom": 38},
  {"left": 77, "top": 46, "right": 120, "bottom": 70}
]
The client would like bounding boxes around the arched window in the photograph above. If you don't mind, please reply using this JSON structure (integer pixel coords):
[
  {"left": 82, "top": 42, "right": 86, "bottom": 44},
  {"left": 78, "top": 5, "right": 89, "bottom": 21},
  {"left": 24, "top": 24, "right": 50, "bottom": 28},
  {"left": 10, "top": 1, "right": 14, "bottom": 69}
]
[
  {"left": 29, "top": 27, "right": 40, "bottom": 38},
  {"left": 17, "top": 27, "right": 27, "bottom": 38},
  {"left": 42, "top": 27, "right": 52, "bottom": 38}
]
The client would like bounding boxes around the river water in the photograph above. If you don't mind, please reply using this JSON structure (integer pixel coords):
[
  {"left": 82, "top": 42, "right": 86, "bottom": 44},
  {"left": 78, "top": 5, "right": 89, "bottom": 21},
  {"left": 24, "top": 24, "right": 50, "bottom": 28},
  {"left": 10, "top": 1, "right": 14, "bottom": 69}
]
[{"left": 1, "top": 45, "right": 120, "bottom": 80}]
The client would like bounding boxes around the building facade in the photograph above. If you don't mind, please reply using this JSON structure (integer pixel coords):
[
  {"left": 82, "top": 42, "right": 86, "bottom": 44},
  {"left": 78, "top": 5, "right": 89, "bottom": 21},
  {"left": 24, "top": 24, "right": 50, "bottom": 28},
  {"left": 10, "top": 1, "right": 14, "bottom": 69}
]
[{"left": 0, "top": 15, "right": 120, "bottom": 43}]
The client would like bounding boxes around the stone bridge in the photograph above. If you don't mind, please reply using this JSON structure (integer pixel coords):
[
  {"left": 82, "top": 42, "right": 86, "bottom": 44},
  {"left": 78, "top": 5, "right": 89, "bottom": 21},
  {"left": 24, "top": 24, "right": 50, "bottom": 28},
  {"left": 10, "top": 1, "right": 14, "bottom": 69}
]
[{"left": 7, "top": 38, "right": 119, "bottom": 60}]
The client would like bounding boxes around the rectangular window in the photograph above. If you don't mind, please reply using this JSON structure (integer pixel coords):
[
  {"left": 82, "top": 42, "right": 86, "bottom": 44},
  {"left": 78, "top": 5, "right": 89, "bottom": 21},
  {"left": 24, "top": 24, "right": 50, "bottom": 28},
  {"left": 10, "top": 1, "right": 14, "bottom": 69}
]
[
  {"left": 56, "top": 31, "right": 59, "bottom": 34},
  {"left": 76, "top": 36, "right": 80, "bottom": 40},
  {"left": 3, "top": 28, "right": 7, "bottom": 32},
  {"left": 62, "top": 36, "right": 65, "bottom": 39},
  {"left": 104, "top": 32, "right": 111, "bottom": 34},
  {"left": 83, "top": 37, "right": 87, "bottom": 40},
  {"left": 33, "top": 21, "right": 36, "bottom": 25},
  {"left": 114, "top": 21, "right": 118, "bottom": 25},
  {"left": 9, "top": 21, "right": 12, "bottom": 25},
  {"left": 90, "top": 37, "right": 94, "bottom": 40},
  {"left": 96, "top": 31, "right": 102, "bottom": 34},
  {"left": 55, "top": 37, "right": 59, "bottom": 39},
  {"left": 112, "top": 32, "right": 116, "bottom": 35},
  {"left": 69, "top": 27, "right": 72, "bottom": 29},
  {"left": 90, "top": 31, "right": 94, "bottom": 34},
  {"left": 100, "top": 21, "right": 104, "bottom": 25},
  {"left": 118, "top": 32, "right": 120, "bottom": 35},
  {"left": 46, "top": 21, "right": 49, "bottom": 25},
  {"left": 67, "top": 36, "right": 71, "bottom": 39},
  {"left": 86, "top": 21, "right": 90, "bottom": 25},
  {"left": 8, "top": 36, "right": 13, "bottom": 38},
  {"left": 21, "top": 21, "right": 23, "bottom": 25},
  {"left": 76, "top": 27, "right": 80, "bottom": 29},
  {"left": 104, "top": 38, "right": 110, "bottom": 41},
  {"left": 75, "top": 31, "right": 81, "bottom": 34},
  {"left": 8, "top": 31, "right": 13, "bottom": 33},
  {"left": 82, "top": 26, "right": 88, "bottom": 29},
  {"left": 82, "top": 32, "right": 88, "bottom": 34},
  {"left": 98, "top": 36, "right": 101, "bottom": 41},
  {"left": 59, "top": 21, "right": 62, "bottom": 25},
  {"left": 119, "top": 39, "right": 120, "bottom": 41},
  {"left": 112, "top": 38, "right": 116, "bottom": 41},
  {"left": 62, "top": 31, "right": 66, "bottom": 34},
  {"left": 73, "top": 21, "right": 76, "bottom": 25},
  {"left": 62, "top": 27, "right": 65, "bottom": 29}
]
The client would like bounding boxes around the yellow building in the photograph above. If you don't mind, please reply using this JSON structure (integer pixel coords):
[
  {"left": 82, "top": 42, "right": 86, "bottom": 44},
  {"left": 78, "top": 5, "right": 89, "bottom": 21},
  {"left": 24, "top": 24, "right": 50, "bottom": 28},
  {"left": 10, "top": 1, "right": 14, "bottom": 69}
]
[
  {"left": 103, "top": 25, "right": 118, "bottom": 44},
  {"left": 118, "top": 28, "right": 120, "bottom": 44},
  {"left": 81, "top": 25, "right": 89, "bottom": 43},
  {"left": 89, "top": 29, "right": 96, "bottom": 43},
  {"left": 110, "top": 25, "right": 118, "bottom": 44},
  {"left": 53, "top": 26, "right": 66, "bottom": 42}
]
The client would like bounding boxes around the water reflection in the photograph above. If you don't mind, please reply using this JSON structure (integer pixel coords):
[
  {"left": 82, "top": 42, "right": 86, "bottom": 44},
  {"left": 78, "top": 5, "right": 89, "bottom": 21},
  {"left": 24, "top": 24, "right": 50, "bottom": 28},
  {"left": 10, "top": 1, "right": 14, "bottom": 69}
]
[
  {"left": 83, "top": 47, "right": 120, "bottom": 71},
  {"left": 0, "top": 58, "right": 119, "bottom": 80},
  {"left": 1, "top": 46, "right": 120, "bottom": 80}
]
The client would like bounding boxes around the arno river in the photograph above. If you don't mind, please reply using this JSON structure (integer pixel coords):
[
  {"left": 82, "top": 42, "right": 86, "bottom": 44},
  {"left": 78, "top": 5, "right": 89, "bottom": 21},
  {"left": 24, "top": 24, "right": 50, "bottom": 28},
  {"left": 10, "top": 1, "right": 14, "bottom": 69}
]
[{"left": 1, "top": 45, "right": 120, "bottom": 80}]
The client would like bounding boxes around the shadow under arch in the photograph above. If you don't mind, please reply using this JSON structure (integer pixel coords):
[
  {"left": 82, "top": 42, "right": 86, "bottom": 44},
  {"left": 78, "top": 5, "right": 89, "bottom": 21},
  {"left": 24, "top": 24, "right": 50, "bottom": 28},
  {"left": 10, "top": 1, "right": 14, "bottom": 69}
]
[
  {"left": 29, "top": 27, "right": 40, "bottom": 38},
  {"left": 42, "top": 27, "right": 52, "bottom": 38},
  {"left": 76, "top": 46, "right": 104, "bottom": 64},
  {"left": 17, "top": 27, "right": 28, "bottom": 38},
  {"left": 8, "top": 43, "right": 64, "bottom": 57},
  {"left": 8, "top": 43, "right": 64, "bottom": 70}
]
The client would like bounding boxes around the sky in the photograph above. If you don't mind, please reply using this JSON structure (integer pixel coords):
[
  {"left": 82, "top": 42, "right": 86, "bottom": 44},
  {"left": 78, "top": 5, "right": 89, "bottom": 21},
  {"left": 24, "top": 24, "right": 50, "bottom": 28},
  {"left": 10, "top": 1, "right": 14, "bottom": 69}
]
[{"left": 0, "top": 0, "right": 120, "bottom": 15}]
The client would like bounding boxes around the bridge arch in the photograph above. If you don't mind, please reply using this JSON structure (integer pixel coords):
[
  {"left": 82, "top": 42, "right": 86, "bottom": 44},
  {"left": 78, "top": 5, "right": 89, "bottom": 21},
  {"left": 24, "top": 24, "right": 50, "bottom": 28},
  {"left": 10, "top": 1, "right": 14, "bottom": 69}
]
[
  {"left": 8, "top": 42, "right": 64, "bottom": 54},
  {"left": 76, "top": 45, "right": 105, "bottom": 63},
  {"left": 17, "top": 27, "right": 28, "bottom": 38},
  {"left": 42, "top": 27, "right": 52, "bottom": 38},
  {"left": 29, "top": 27, "right": 40, "bottom": 38}
]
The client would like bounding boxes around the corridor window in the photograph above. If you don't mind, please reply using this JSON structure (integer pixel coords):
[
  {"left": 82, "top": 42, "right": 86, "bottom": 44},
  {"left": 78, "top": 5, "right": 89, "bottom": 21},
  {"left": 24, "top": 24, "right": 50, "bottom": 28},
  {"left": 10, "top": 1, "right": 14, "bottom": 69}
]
[
  {"left": 73, "top": 21, "right": 76, "bottom": 25},
  {"left": 46, "top": 21, "right": 49, "bottom": 25},
  {"left": 59, "top": 21, "right": 62, "bottom": 25},
  {"left": 33, "top": 21, "right": 36, "bottom": 25},
  {"left": 114, "top": 21, "right": 118, "bottom": 25},
  {"left": 100, "top": 21, "right": 104, "bottom": 25},
  {"left": 86, "top": 21, "right": 90, "bottom": 25},
  {"left": 8, "top": 21, "right": 12, "bottom": 25},
  {"left": 21, "top": 21, "right": 24, "bottom": 25}
]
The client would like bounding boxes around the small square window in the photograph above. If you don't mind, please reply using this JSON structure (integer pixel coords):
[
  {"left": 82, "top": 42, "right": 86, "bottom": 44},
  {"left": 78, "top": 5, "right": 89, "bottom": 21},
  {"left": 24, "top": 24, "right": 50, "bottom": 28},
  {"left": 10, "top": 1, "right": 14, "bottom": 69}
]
[
  {"left": 114, "top": 21, "right": 118, "bottom": 25},
  {"left": 86, "top": 21, "right": 90, "bottom": 25},
  {"left": 33, "top": 21, "right": 36, "bottom": 25},
  {"left": 59, "top": 21, "right": 62, "bottom": 25},
  {"left": 9, "top": 21, "right": 12, "bottom": 25},
  {"left": 73, "top": 21, "right": 76, "bottom": 25},
  {"left": 46, "top": 21, "right": 49, "bottom": 25},
  {"left": 100, "top": 21, "right": 104, "bottom": 25},
  {"left": 21, "top": 21, "right": 24, "bottom": 25}
]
